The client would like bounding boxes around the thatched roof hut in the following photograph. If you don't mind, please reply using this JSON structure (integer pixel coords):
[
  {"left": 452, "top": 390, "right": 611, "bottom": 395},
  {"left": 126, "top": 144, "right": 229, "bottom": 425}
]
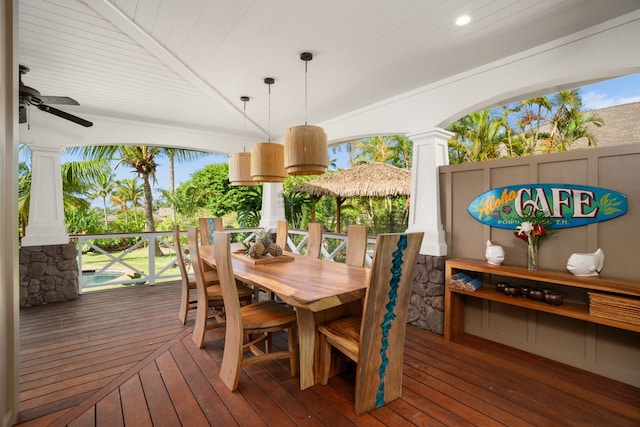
[
  {"left": 294, "top": 163, "right": 411, "bottom": 197},
  {"left": 292, "top": 163, "right": 412, "bottom": 232}
]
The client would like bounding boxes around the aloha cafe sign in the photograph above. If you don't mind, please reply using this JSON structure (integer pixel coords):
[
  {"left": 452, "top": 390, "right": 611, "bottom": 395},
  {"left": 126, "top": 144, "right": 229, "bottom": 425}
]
[{"left": 467, "top": 184, "right": 627, "bottom": 229}]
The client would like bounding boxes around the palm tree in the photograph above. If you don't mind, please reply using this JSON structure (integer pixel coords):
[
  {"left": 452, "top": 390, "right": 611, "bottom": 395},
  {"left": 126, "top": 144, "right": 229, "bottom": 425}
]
[
  {"left": 353, "top": 136, "right": 394, "bottom": 164},
  {"left": 162, "top": 148, "right": 210, "bottom": 223},
  {"left": 514, "top": 96, "right": 552, "bottom": 155},
  {"left": 87, "top": 171, "right": 117, "bottom": 227},
  {"left": 330, "top": 141, "right": 357, "bottom": 168},
  {"left": 554, "top": 108, "right": 603, "bottom": 151},
  {"left": 69, "top": 146, "right": 159, "bottom": 229},
  {"left": 114, "top": 178, "right": 144, "bottom": 226},
  {"left": 68, "top": 145, "right": 165, "bottom": 255},
  {"left": 447, "top": 110, "right": 506, "bottom": 163},
  {"left": 388, "top": 135, "right": 413, "bottom": 168},
  {"left": 542, "top": 90, "right": 603, "bottom": 152},
  {"left": 447, "top": 90, "right": 603, "bottom": 163}
]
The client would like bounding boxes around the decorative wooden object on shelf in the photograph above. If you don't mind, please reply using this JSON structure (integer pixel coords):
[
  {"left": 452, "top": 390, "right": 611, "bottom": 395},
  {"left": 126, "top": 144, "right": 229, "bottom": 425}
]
[
  {"left": 450, "top": 272, "right": 483, "bottom": 291},
  {"left": 444, "top": 258, "right": 640, "bottom": 341},
  {"left": 231, "top": 251, "right": 294, "bottom": 265},
  {"left": 589, "top": 292, "right": 640, "bottom": 326}
]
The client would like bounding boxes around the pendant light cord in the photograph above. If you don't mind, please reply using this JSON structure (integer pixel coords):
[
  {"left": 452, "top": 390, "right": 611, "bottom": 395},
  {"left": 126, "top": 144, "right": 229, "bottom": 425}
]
[
  {"left": 304, "top": 59, "right": 308, "bottom": 125},
  {"left": 264, "top": 77, "right": 275, "bottom": 143},
  {"left": 241, "top": 96, "right": 249, "bottom": 152},
  {"left": 268, "top": 82, "right": 272, "bottom": 142},
  {"left": 300, "top": 52, "right": 313, "bottom": 126}
]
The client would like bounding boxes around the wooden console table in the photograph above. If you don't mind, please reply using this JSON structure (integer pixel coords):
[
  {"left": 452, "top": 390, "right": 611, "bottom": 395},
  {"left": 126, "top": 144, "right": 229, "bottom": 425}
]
[{"left": 444, "top": 258, "right": 640, "bottom": 340}]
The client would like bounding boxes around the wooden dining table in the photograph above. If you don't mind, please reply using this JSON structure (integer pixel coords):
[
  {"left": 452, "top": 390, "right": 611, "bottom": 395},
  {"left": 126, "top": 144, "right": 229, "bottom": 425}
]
[{"left": 198, "top": 245, "right": 369, "bottom": 390}]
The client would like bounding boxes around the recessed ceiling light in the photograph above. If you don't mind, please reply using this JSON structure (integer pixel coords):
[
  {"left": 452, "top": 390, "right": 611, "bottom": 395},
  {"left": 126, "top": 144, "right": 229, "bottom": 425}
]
[{"left": 455, "top": 15, "right": 471, "bottom": 26}]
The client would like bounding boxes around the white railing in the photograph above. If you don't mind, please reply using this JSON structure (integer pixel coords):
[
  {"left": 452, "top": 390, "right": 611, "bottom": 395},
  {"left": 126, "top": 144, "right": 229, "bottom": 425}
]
[{"left": 73, "top": 227, "right": 374, "bottom": 293}]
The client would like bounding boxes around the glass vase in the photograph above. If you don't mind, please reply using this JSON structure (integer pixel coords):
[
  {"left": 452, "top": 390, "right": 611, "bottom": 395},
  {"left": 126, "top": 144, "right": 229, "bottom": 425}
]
[{"left": 527, "top": 243, "right": 538, "bottom": 271}]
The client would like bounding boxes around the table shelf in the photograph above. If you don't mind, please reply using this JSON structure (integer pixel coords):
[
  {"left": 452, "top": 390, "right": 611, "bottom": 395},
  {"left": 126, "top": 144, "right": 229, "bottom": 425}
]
[{"left": 444, "top": 258, "right": 640, "bottom": 340}]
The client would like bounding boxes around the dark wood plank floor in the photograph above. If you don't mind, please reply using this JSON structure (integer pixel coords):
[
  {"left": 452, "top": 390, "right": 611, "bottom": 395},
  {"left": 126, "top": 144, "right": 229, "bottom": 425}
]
[{"left": 17, "top": 281, "right": 640, "bottom": 426}]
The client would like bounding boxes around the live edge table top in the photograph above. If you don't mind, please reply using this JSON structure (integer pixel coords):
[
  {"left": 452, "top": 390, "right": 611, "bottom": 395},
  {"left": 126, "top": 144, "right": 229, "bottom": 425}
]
[{"left": 198, "top": 245, "right": 369, "bottom": 312}]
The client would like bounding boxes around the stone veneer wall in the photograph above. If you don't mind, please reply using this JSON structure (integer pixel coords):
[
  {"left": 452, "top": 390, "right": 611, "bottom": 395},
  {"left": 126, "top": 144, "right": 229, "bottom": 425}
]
[
  {"left": 19, "top": 243, "right": 78, "bottom": 307},
  {"left": 408, "top": 254, "right": 446, "bottom": 334}
]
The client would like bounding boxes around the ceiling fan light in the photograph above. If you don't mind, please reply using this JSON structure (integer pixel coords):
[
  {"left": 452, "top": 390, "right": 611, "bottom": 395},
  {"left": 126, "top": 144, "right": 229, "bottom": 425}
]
[
  {"left": 229, "top": 152, "right": 257, "bottom": 186},
  {"left": 251, "top": 142, "right": 286, "bottom": 182},
  {"left": 284, "top": 124, "right": 328, "bottom": 175}
]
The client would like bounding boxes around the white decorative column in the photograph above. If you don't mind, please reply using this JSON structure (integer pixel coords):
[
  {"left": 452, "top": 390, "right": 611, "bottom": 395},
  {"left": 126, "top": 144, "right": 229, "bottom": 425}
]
[
  {"left": 407, "top": 128, "right": 452, "bottom": 255},
  {"left": 21, "top": 144, "right": 69, "bottom": 246},
  {"left": 259, "top": 182, "right": 286, "bottom": 230}
]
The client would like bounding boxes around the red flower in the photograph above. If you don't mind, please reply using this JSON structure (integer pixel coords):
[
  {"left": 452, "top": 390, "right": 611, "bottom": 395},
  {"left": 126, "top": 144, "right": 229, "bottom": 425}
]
[
  {"left": 531, "top": 223, "right": 547, "bottom": 237},
  {"left": 514, "top": 231, "right": 528, "bottom": 241}
]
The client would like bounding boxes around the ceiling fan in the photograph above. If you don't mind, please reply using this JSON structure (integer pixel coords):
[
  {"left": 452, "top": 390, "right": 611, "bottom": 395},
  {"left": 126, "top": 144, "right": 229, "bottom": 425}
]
[{"left": 19, "top": 65, "right": 93, "bottom": 127}]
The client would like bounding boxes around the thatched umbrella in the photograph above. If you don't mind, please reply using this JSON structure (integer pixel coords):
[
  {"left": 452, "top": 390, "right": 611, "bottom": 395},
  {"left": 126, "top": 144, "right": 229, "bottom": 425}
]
[{"left": 292, "top": 163, "right": 412, "bottom": 232}]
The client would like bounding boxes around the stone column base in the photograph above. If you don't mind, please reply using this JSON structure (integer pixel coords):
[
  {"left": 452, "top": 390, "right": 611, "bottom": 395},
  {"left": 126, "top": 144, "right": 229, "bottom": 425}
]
[
  {"left": 408, "top": 254, "right": 446, "bottom": 334},
  {"left": 19, "top": 242, "right": 78, "bottom": 307}
]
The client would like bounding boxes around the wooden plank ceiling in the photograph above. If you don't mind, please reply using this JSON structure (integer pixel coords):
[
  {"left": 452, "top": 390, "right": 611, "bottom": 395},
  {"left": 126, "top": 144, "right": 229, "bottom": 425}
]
[{"left": 17, "top": 0, "right": 640, "bottom": 149}]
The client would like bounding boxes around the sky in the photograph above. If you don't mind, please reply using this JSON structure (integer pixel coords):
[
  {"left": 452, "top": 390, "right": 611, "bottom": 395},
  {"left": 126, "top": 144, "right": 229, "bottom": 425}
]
[{"left": 56, "top": 73, "right": 640, "bottom": 203}]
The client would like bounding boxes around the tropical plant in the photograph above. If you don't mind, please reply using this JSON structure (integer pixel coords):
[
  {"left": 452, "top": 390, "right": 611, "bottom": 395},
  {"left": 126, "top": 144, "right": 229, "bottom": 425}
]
[
  {"left": 65, "top": 209, "right": 103, "bottom": 235},
  {"left": 234, "top": 185, "right": 262, "bottom": 227},
  {"left": 283, "top": 191, "right": 311, "bottom": 229},
  {"left": 162, "top": 148, "right": 211, "bottom": 222}
]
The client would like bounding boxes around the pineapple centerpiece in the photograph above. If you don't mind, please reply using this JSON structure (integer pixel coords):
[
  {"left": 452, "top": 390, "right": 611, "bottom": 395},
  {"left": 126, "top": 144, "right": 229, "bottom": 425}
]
[{"left": 243, "top": 228, "right": 283, "bottom": 259}]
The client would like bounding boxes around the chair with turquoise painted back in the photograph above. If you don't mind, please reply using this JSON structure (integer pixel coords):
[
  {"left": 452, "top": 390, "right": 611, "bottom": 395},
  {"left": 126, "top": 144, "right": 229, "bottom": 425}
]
[
  {"left": 199, "top": 217, "right": 224, "bottom": 246},
  {"left": 317, "top": 232, "right": 424, "bottom": 415}
]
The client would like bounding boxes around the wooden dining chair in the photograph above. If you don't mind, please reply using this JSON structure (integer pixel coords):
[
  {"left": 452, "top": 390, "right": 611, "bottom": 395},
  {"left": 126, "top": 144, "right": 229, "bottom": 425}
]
[
  {"left": 276, "top": 220, "right": 288, "bottom": 250},
  {"left": 174, "top": 225, "right": 222, "bottom": 325},
  {"left": 199, "top": 217, "right": 224, "bottom": 246},
  {"left": 214, "top": 231, "right": 299, "bottom": 391},
  {"left": 187, "top": 227, "right": 253, "bottom": 348},
  {"left": 317, "top": 232, "right": 424, "bottom": 415},
  {"left": 345, "top": 225, "right": 368, "bottom": 267},
  {"left": 306, "top": 222, "right": 323, "bottom": 259}
]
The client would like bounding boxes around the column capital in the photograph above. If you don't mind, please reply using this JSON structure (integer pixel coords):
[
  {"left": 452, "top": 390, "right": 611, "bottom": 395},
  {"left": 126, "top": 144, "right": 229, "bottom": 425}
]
[
  {"left": 408, "top": 128, "right": 454, "bottom": 142},
  {"left": 407, "top": 127, "right": 450, "bottom": 256}
]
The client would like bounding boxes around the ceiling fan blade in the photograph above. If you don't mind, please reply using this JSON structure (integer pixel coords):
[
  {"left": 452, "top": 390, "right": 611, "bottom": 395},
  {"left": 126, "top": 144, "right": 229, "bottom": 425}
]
[
  {"left": 35, "top": 104, "right": 93, "bottom": 127},
  {"left": 38, "top": 96, "right": 80, "bottom": 106}
]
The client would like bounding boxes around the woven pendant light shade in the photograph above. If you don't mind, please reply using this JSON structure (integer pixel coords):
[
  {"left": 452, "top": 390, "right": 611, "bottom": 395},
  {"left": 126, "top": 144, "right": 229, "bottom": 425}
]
[
  {"left": 250, "top": 78, "right": 285, "bottom": 183},
  {"left": 251, "top": 142, "right": 286, "bottom": 182},
  {"left": 228, "top": 96, "right": 257, "bottom": 186},
  {"left": 284, "top": 124, "right": 328, "bottom": 175},
  {"left": 284, "top": 52, "right": 328, "bottom": 175},
  {"left": 228, "top": 152, "right": 257, "bottom": 186}
]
